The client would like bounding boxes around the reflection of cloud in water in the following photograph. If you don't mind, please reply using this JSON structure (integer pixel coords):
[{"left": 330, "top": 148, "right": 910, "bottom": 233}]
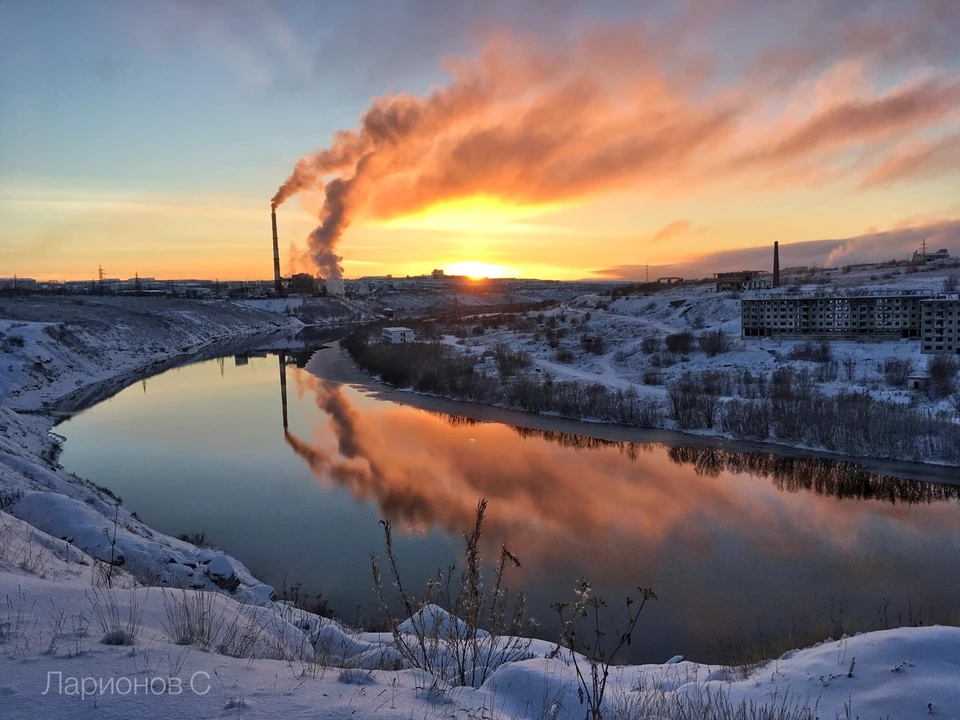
[{"left": 284, "top": 371, "right": 960, "bottom": 580}]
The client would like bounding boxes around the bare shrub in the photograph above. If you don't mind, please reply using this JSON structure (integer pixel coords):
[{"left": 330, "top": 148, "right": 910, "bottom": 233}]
[
  {"left": 814, "top": 359, "right": 839, "bottom": 383},
  {"left": 649, "top": 353, "right": 674, "bottom": 368},
  {"left": 667, "top": 376, "right": 700, "bottom": 428},
  {"left": 951, "top": 390, "right": 960, "bottom": 416},
  {"left": 612, "top": 682, "right": 818, "bottom": 720},
  {"left": 882, "top": 358, "right": 913, "bottom": 388},
  {"left": 641, "top": 367, "right": 663, "bottom": 385},
  {"left": 788, "top": 341, "right": 832, "bottom": 363},
  {"left": 699, "top": 330, "right": 731, "bottom": 357},
  {"left": 372, "top": 500, "right": 535, "bottom": 688},
  {"left": 1, "top": 334, "right": 25, "bottom": 351},
  {"left": 738, "top": 369, "right": 767, "bottom": 399},
  {"left": 634, "top": 399, "right": 665, "bottom": 428},
  {"left": 161, "top": 589, "right": 219, "bottom": 649},
  {"left": 842, "top": 357, "right": 857, "bottom": 382},
  {"left": 720, "top": 400, "right": 770, "bottom": 440},
  {"left": 928, "top": 354, "right": 959, "bottom": 398},
  {"left": 640, "top": 335, "right": 661, "bottom": 354},
  {"left": 944, "top": 274, "right": 958, "bottom": 292},
  {"left": 176, "top": 531, "right": 214, "bottom": 548},
  {"left": 493, "top": 343, "right": 531, "bottom": 377},
  {"left": 771, "top": 367, "right": 813, "bottom": 401},
  {"left": 89, "top": 588, "right": 144, "bottom": 646},
  {"left": 554, "top": 347, "right": 575, "bottom": 363},
  {"left": 0, "top": 490, "right": 23, "bottom": 511},
  {"left": 665, "top": 331, "right": 695, "bottom": 353},
  {"left": 667, "top": 375, "right": 720, "bottom": 429},
  {"left": 216, "top": 606, "right": 270, "bottom": 659},
  {"left": 550, "top": 578, "right": 656, "bottom": 720},
  {"left": 701, "top": 370, "right": 734, "bottom": 396},
  {"left": 580, "top": 334, "right": 605, "bottom": 354}
]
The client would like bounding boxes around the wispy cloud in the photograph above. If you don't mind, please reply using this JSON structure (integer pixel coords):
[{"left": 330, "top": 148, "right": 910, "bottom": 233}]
[
  {"left": 650, "top": 220, "right": 692, "bottom": 243},
  {"left": 594, "top": 218, "right": 960, "bottom": 279},
  {"left": 861, "top": 133, "right": 960, "bottom": 189}
]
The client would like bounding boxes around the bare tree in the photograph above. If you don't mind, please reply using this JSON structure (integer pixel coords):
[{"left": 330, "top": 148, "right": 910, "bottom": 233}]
[{"left": 883, "top": 358, "right": 913, "bottom": 388}]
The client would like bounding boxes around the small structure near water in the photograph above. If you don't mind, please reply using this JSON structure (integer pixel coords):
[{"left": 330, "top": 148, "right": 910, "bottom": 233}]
[{"left": 382, "top": 327, "right": 415, "bottom": 344}]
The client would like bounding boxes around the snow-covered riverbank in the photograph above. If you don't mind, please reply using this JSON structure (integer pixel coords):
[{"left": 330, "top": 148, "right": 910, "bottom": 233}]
[
  {"left": 1, "top": 296, "right": 958, "bottom": 719},
  {"left": 0, "top": 296, "right": 310, "bottom": 599}
]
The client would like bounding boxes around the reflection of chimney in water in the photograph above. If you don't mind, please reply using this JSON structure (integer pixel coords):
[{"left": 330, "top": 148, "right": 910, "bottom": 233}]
[{"left": 279, "top": 352, "right": 289, "bottom": 431}]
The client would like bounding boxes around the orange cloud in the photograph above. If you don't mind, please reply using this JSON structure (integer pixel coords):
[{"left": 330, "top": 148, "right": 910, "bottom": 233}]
[
  {"left": 861, "top": 133, "right": 960, "bottom": 188},
  {"left": 272, "top": 22, "right": 960, "bottom": 280},
  {"left": 742, "top": 76, "right": 960, "bottom": 166},
  {"left": 650, "top": 220, "right": 692, "bottom": 243}
]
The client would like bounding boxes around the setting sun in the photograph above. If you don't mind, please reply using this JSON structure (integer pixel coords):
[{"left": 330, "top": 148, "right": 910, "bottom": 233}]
[{"left": 443, "top": 260, "right": 520, "bottom": 279}]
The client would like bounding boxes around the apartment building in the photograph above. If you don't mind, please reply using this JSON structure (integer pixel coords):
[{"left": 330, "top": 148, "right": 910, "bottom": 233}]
[
  {"left": 741, "top": 290, "right": 931, "bottom": 339},
  {"left": 920, "top": 295, "right": 960, "bottom": 354}
]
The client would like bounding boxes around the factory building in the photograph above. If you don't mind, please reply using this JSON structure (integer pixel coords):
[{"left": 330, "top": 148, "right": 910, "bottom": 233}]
[
  {"left": 741, "top": 290, "right": 932, "bottom": 339},
  {"left": 716, "top": 271, "right": 760, "bottom": 292},
  {"left": 920, "top": 295, "right": 960, "bottom": 354},
  {"left": 911, "top": 247, "right": 951, "bottom": 264},
  {"left": 0, "top": 277, "right": 37, "bottom": 291}
]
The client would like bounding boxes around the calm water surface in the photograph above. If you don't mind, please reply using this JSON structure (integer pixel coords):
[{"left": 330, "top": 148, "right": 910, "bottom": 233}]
[{"left": 57, "top": 348, "right": 960, "bottom": 662}]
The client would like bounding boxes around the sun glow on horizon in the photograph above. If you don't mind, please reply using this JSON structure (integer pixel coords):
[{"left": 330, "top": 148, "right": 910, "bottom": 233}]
[
  {"left": 444, "top": 260, "right": 521, "bottom": 279},
  {"left": 375, "top": 194, "right": 565, "bottom": 235}
]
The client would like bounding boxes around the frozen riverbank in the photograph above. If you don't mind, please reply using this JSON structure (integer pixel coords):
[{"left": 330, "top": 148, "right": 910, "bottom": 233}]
[
  {"left": 0, "top": 296, "right": 313, "bottom": 599},
  {"left": 310, "top": 342, "right": 960, "bottom": 487}
]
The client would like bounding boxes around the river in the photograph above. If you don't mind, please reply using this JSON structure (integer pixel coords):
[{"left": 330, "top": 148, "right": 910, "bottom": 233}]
[{"left": 56, "top": 343, "right": 960, "bottom": 663}]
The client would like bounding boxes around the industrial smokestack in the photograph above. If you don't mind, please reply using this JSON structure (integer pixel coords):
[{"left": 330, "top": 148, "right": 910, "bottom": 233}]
[
  {"left": 271, "top": 209, "right": 283, "bottom": 295},
  {"left": 773, "top": 241, "right": 780, "bottom": 288}
]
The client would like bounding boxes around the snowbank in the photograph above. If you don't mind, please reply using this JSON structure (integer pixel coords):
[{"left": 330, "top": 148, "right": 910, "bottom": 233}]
[{"left": 0, "top": 524, "right": 957, "bottom": 718}]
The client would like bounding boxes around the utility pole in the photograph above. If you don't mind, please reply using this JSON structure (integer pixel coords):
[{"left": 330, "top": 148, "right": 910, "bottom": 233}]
[
  {"left": 98, "top": 265, "right": 105, "bottom": 296},
  {"left": 646, "top": 264, "right": 649, "bottom": 283},
  {"left": 922, "top": 238, "right": 927, "bottom": 264}
]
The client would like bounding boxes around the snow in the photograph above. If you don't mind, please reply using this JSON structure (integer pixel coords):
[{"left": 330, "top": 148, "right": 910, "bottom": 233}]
[
  {"left": 0, "top": 298, "right": 306, "bottom": 599},
  {"left": 438, "top": 278, "right": 960, "bottom": 459},
  {"left": 0, "top": 535, "right": 958, "bottom": 718},
  {"left": 1, "top": 294, "right": 959, "bottom": 718}
]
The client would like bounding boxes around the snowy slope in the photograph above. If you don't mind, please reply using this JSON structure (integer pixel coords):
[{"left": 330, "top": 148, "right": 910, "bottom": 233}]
[{"left": 0, "top": 520, "right": 958, "bottom": 719}]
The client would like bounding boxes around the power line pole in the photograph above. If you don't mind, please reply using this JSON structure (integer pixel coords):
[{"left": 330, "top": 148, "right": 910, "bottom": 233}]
[{"left": 98, "top": 265, "right": 105, "bottom": 296}]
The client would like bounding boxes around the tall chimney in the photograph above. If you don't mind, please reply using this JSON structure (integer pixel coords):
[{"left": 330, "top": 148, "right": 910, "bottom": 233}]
[
  {"left": 271, "top": 209, "right": 283, "bottom": 294},
  {"left": 773, "top": 241, "right": 780, "bottom": 288}
]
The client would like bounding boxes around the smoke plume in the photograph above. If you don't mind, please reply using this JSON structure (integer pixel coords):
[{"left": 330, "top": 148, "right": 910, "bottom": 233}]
[
  {"left": 272, "top": 21, "right": 960, "bottom": 285},
  {"left": 270, "top": 28, "right": 739, "bottom": 288}
]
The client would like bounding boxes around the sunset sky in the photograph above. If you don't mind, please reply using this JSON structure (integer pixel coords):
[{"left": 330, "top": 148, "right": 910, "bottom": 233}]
[{"left": 2, "top": 0, "right": 959, "bottom": 282}]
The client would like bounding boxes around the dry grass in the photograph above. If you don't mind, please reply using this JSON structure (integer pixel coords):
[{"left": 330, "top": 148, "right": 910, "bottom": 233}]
[{"left": 89, "top": 587, "right": 144, "bottom": 646}]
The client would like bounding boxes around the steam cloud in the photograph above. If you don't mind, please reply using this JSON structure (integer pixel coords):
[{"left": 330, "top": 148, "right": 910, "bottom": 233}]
[
  {"left": 272, "top": 21, "right": 960, "bottom": 286},
  {"left": 270, "top": 28, "right": 738, "bottom": 289}
]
